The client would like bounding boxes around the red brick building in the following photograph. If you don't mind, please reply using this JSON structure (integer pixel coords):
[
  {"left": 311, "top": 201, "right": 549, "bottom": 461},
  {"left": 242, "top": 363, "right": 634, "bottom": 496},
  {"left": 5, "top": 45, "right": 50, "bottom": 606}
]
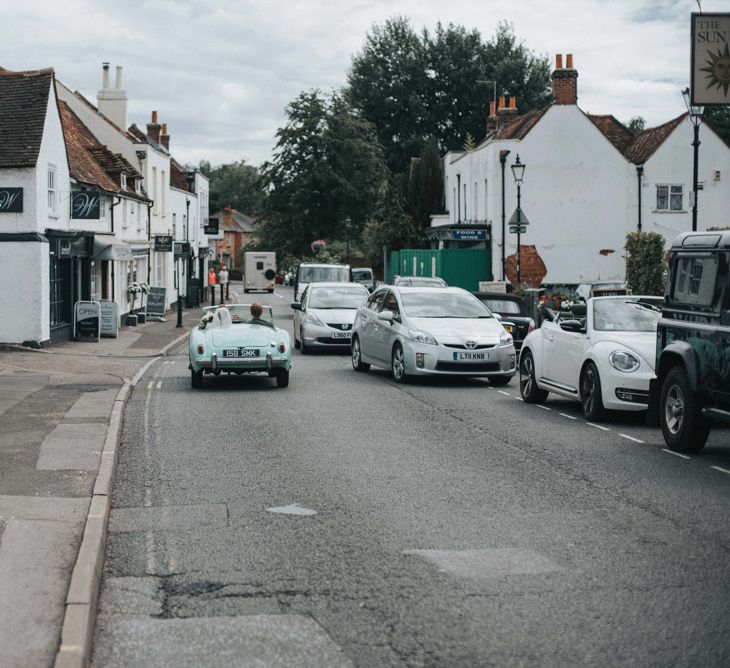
[{"left": 209, "top": 207, "right": 256, "bottom": 270}]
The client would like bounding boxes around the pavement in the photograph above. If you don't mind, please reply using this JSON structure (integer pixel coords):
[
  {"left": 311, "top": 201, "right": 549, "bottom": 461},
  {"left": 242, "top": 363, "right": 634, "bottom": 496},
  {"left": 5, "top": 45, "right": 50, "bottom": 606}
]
[{"left": 0, "top": 285, "right": 239, "bottom": 668}]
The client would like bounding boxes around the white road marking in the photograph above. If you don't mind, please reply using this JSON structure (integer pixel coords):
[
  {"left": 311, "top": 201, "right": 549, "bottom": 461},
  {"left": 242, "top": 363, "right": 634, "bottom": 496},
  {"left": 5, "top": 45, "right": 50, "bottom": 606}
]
[
  {"left": 662, "top": 448, "right": 691, "bottom": 460},
  {"left": 537, "top": 405, "right": 551, "bottom": 411},
  {"left": 514, "top": 396, "right": 523, "bottom": 401},
  {"left": 267, "top": 503, "right": 317, "bottom": 516},
  {"left": 559, "top": 412, "right": 578, "bottom": 420},
  {"left": 275, "top": 293, "right": 285, "bottom": 300},
  {"left": 498, "top": 390, "right": 511, "bottom": 396},
  {"left": 711, "top": 465, "right": 730, "bottom": 475},
  {"left": 586, "top": 422, "right": 611, "bottom": 431},
  {"left": 619, "top": 433, "right": 645, "bottom": 444}
]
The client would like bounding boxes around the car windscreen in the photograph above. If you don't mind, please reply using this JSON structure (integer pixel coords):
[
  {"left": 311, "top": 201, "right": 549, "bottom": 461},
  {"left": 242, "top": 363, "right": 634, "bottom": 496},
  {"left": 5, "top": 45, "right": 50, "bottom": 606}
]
[
  {"left": 592, "top": 299, "right": 661, "bottom": 331},
  {"left": 401, "top": 292, "right": 492, "bottom": 318},
  {"left": 398, "top": 278, "right": 445, "bottom": 287},
  {"left": 299, "top": 266, "right": 349, "bottom": 283},
  {"left": 351, "top": 269, "right": 372, "bottom": 281},
  {"left": 479, "top": 298, "right": 522, "bottom": 315},
  {"left": 227, "top": 305, "right": 274, "bottom": 325},
  {"left": 309, "top": 286, "right": 368, "bottom": 309}
]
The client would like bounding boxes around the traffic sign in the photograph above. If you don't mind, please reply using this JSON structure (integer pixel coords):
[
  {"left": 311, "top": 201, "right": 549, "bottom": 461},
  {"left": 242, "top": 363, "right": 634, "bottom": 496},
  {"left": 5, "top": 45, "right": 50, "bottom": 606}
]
[
  {"left": 509, "top": 225, "right": 527, "bottom": 234},
  {"left": 508, "top": 208, "right": 530, "bottom": 226}
]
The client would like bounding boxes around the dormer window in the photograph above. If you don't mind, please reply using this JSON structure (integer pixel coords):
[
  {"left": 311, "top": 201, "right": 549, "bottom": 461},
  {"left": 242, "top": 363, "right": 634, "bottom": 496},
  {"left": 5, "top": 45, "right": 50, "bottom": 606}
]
[{"left": 120, "top": 173, "right": 127, "bottom": 190}]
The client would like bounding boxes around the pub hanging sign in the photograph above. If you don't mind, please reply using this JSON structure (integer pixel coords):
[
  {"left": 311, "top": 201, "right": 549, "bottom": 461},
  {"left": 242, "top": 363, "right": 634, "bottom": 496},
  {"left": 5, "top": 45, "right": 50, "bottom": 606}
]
[
  {"left": 71, "top": 190, "right": 101, "bottom": 219},
  {"left": 0, "top": 188, "right": 23, "bottom": 213}
]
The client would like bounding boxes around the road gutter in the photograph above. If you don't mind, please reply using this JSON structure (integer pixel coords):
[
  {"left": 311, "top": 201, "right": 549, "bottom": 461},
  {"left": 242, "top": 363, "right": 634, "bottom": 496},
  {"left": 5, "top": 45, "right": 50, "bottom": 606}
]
[{"left": 54, "top": 355, "right": 159, "bottom": 668}]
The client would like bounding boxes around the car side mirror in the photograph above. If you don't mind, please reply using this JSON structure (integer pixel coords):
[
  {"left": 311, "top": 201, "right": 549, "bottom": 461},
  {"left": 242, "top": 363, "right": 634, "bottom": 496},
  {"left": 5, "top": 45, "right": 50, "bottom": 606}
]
[
  {"left": 493, "top": 313, "right": 502, "bottom": 321},
  {"left": 559, "top": 319, "right": 585, "bottom": 333},
  {"left": 378, "top": 310, "right": 395, "bottom": 323},
  {"left": 290, "top": 302, "right": 302, "bottom": 310}
]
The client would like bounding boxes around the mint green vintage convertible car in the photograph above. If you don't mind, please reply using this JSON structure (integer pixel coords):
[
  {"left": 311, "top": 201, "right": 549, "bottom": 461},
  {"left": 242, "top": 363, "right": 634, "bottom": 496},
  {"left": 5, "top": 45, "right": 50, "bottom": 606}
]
[{"left": 188, "top": 305, "right": 292, "bottom": 388}]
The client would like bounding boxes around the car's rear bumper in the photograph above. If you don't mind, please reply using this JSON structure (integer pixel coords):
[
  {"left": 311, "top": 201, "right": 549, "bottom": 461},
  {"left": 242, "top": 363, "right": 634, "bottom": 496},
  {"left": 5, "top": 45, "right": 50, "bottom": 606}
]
[{"left": 193, "top": 353, "right": 290, "bottom": 371}]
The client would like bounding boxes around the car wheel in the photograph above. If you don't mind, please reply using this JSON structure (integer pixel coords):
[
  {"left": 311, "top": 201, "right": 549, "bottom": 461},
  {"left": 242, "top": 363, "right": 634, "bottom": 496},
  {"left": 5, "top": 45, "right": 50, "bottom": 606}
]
[
  {"left": 351, "top": 335, "right": 370, "bottom": 372},
  {"left": 488, "top": 375, "right": 511, "bottom": 387},
  {"left": 275, "top": 369, "right": 290, "bottom": 388},
  {"left": 660, "top": 366, "right": 710, "bottom": 453},
  {"left": 580, "top": 361, "right": 605, "bottom": 421},
  {"left": 293, "top": 328, "right": 301, "bottom": 349},
  {"left": 300, "top": 337, "right": 311, "bottom": 355},
  {"left": 191, "top": 368, "right": 203, "bottom": 389},
  {"left": 391, "top": 342, "right": 407, "bottom": 383},
  {"left": 520, "top": 350, "right": 548, "bottom": 403}
]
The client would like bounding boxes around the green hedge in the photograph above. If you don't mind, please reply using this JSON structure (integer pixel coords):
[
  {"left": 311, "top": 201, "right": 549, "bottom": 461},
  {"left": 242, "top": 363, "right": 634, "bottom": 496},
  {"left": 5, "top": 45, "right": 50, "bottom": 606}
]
[{"left": 625, "top": 232, "right": 665, "bottom": 295}]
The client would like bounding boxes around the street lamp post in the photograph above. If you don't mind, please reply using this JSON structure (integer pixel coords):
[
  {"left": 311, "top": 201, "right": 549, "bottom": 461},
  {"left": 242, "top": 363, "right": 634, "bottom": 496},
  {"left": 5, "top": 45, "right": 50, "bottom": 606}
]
[
  {"left": 344, "top": 217, "right": 351, "bottom": 265},
  {"left": 510, "top": 155, "right": 526, "bottom": 286},
  {"left": 682, "top": 87, "right": 704, "bottom": 232}
]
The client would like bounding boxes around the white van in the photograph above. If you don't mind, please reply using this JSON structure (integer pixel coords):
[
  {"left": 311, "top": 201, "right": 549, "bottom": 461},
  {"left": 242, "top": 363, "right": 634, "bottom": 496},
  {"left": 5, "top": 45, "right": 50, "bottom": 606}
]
[
  {"left": 351, "top": 267, "right": 375, "bottom": 292},
  {"left": 295, "top": 263, "right": 350, "bottom": 302},
  {"left": 244, "top": 251, "right": 277, "bottom": 293}
]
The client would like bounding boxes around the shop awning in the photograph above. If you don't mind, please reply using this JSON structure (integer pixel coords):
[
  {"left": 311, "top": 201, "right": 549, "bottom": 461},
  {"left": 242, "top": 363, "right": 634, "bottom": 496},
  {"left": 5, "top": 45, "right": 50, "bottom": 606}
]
[{"left": 92, "top": 235, "right": 135, "bottom": 261}]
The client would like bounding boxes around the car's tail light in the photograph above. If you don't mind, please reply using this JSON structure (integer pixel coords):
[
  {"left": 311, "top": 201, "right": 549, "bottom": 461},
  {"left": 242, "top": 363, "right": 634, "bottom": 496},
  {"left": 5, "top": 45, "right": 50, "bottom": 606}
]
[
  {"left": 528, "top": 319, "right": 536, "bottom": 333},
  {"left": 197, "top": 343, "right": 205, "bottom": 354},
  {"left": 278, "top": 343, "right": 286, "bottom": 353}
]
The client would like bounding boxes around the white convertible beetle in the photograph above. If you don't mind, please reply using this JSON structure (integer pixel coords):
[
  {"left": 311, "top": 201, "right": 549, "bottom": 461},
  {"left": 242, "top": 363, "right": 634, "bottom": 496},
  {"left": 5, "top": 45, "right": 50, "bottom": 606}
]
[{"left": 519, "top": 296, "right": 662, "bottom": 420}]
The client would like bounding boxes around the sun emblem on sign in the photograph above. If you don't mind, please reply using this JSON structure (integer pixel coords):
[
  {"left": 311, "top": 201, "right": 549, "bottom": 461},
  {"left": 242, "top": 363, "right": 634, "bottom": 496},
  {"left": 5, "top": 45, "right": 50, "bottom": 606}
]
[{"left": 699, "top": 42, "right": 730, "bottom": 97}]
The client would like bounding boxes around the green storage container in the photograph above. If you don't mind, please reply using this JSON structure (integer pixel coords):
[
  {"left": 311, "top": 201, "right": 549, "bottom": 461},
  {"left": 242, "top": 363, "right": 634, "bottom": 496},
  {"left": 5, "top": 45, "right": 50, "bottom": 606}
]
[{"left": 387, "top": 248, "right": 491, "bottom": 291}]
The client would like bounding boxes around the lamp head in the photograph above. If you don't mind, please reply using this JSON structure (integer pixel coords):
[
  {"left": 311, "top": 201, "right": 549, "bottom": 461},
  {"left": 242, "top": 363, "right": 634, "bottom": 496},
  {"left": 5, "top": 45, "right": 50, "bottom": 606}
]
[{"left": 511, "top": 154, "right": 526, "bottom": 184}]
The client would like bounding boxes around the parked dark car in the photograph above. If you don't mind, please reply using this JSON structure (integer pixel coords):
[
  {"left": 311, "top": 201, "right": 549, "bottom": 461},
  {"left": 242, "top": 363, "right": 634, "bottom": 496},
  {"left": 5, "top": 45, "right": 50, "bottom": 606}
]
[
  {"left": 472, "top": 292, "right": 535, "bottom": 350},
  {"left": 648, "top": 231, "right": 730, "bottom": 453}
]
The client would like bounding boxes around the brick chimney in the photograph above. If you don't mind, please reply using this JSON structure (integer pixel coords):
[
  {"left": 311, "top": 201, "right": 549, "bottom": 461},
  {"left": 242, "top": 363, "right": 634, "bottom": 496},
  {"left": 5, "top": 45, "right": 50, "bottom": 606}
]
[
  {"left": 497, "top": 95, "right": 518, "bottom": 127},
  {"left": 160, "top": 123, "right": 170, "bottom": 150},
  {"left": 146, "top": 110, "right": 161, "bottom": 144},
  {"left": 552, "top": 53, "right": 578, "bottom": 105},
  {"left": 486, "top": 100, "right": 498, "bottom": 134}
]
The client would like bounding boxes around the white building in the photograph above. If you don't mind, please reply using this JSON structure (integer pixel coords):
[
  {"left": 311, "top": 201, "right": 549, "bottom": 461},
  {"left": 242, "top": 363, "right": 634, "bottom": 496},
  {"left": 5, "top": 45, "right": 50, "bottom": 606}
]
[
  {"left": 0, "top": 68, "right": 73, "bottom": 345},
  {"left": 442, "top": 54, "right": 730, "bottom": 285}
]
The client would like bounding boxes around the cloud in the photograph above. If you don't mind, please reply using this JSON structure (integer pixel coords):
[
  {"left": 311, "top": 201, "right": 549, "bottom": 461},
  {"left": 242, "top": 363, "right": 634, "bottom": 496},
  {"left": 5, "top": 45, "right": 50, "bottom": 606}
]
[{"left": 0, "top": 0, "right": 719, "bottom": 166}]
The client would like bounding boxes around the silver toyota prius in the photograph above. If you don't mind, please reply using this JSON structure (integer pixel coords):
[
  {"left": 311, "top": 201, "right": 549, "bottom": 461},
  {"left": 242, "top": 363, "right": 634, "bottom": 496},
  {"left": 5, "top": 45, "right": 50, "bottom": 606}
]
[{"left": 351, "top": 286, "right": 516, "bottom": 384}]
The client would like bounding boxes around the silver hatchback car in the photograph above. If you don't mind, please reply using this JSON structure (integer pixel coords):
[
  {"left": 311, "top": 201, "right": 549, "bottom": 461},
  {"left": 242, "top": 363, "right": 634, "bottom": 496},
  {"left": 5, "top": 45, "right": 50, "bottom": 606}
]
[
  {"left": 351, "top": 286, "right": 516, "bottom": 384},
  {"left": 291, "top": 282, "right": 370, "bottom": 353}
]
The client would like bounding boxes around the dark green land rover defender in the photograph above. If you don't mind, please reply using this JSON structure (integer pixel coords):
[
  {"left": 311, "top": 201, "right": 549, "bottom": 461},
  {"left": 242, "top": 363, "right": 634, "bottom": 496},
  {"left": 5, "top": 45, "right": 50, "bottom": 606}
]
[{"left": 649, "top": 231, "right": 730, "bottom": 453}]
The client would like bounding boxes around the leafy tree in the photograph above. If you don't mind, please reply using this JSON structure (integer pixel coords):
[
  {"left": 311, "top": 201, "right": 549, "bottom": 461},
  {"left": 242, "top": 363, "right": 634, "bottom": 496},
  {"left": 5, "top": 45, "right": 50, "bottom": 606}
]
[
  {"left": 625, "top": 231, "right": 665, "bottom": 295},
  {"left": 259, "top": 90, "right": 387, "bottom": 257},
  {"left": 347, "top": 18, "right": 551, "bottom": 174},
  {"left": 406, "top": 136, "right": 444, "bottom": 232},
  {"left": 198, "top": 160, "right": 265, "bottom": 214},
  {"left": 463, "top": 133, "right": 477, "bottom": 151},
  {"left": 626, "top": 116, "right": 646, "bottom": 135},
  {"left": 704, "top": 107, "right": 730, "bottom": 148}
]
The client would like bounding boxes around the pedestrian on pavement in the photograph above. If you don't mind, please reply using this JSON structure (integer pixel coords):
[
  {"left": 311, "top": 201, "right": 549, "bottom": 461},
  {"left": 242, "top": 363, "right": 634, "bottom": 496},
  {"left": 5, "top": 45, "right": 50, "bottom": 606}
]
[
  {"left": 219, "top": 265, "right": 229, "bottom": 304},
  {"left": 208, "top": 267, "right": 217, "bottom": 305}
]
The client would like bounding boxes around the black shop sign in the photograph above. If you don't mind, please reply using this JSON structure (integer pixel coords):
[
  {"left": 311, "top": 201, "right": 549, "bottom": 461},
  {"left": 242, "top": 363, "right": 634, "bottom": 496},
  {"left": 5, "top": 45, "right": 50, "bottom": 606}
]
[
  {"left": 154, "top": 235, "right": 173, "bottom": 252},
  {"left": 0, "top": 188, "right": 23, "bottom": 213},
  {"left": 204, "top": 218, "right": 219, "bottom": 235},
  {"left": 70, "top": 190, "right": 101, "bottom": 219}
]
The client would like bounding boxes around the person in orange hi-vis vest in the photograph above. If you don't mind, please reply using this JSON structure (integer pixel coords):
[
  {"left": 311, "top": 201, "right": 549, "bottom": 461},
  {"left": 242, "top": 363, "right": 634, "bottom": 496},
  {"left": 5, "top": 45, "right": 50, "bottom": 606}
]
[{"left": 208, "top": 268, "right": 217, "bottom": 304}]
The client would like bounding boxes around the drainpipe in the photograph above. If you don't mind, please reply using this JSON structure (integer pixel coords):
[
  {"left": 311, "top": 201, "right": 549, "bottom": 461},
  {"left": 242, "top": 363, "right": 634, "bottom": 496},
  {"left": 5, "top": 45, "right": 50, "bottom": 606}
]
[
  {"left": 636, "top": 164, "right": 644, "bottom": 232},
  {"left": 146, "top": 201, "right": 153, "bottom": 283},
  {"left": 110, "top": 195, "right": 122, "bottom": 299},
  {"left": 456, "top": 174, "right": 461, "bottom": 224},
  {"left": 499, "top": 150, "right": 511, "bottom": 281}
]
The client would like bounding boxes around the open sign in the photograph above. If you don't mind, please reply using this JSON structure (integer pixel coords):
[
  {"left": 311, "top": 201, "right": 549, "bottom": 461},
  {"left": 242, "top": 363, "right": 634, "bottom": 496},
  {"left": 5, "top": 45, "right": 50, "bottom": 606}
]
[{"left": 74, "top": 301, "right": 101, "bottom": 342}]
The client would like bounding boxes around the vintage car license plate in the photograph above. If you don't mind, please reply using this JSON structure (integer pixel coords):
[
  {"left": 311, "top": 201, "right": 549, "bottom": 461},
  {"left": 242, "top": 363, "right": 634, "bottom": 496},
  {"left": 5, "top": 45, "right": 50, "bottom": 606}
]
[
  {"left": 454, "top": 351, "right": 488, "bottom": 361},
  {"left": 331, "top": 331, "right": 351, "bottom": 339},
  {"left": 223, "top": 348, "right": 260, "bottom": 358}
]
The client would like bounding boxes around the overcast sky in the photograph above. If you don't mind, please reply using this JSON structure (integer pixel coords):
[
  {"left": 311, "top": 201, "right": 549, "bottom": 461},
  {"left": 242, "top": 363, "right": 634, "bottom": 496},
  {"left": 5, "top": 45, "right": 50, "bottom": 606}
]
[{"left": 0, "top": 0, "right": 721, "bottom": 168}]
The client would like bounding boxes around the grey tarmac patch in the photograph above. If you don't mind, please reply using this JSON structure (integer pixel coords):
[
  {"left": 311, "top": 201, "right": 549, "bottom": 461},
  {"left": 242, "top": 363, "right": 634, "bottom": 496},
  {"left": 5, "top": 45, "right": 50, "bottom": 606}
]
[
  {"left": 91, "top": 615, "right": 353, "bottom": 668},
  {"left": 404, "top": 548, "right": 563, "bottom": 578}
]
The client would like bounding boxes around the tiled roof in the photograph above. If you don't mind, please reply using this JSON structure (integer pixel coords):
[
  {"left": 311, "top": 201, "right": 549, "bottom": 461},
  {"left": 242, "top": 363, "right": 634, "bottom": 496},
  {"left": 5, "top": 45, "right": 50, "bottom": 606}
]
[
  {"left": 58, "top": 100, "right": 118, "bottom": 192},
  {"left": 623, "top": 113, "right": 686, "bottom": 164},
  {"left": 60, "top": 86, "right": 139, "bottom": 143},
  {"left": 495, "top": 107, "right": 550, "bottom": 140},
  {"left": 170, "top": 158, "right": 191, "bottom": 191},
  {"left": 586, "top": 114, "right": 635, "bottom": 154},
  {"left": 127, "top": 123, "right": 147, "bottom": 142},
  {"left": 211, "top": 208, "right": 256, "bottom": 233},
  {"left": 0, "top": 67, "right": 54, "bottom": 167}
]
